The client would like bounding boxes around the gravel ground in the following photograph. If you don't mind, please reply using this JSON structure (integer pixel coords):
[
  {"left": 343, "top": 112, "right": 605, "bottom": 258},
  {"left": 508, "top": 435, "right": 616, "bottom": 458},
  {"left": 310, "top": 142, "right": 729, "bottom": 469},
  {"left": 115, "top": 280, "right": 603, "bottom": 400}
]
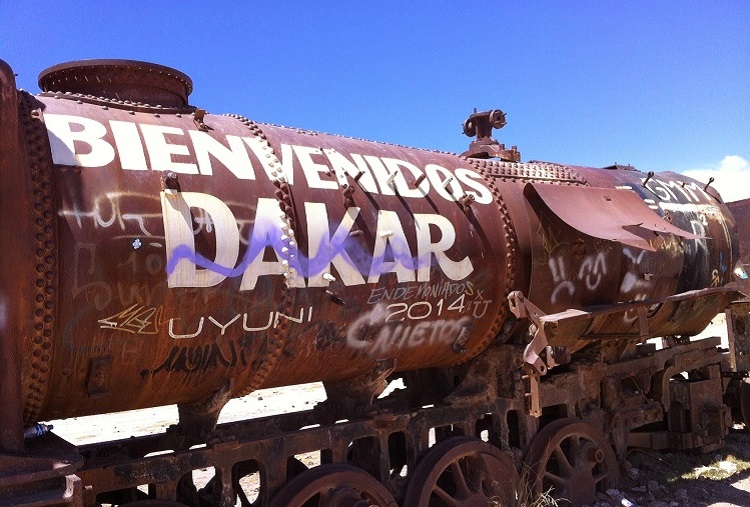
[{"left": 585, "top": 430, "right": 750, "bottom": 507}]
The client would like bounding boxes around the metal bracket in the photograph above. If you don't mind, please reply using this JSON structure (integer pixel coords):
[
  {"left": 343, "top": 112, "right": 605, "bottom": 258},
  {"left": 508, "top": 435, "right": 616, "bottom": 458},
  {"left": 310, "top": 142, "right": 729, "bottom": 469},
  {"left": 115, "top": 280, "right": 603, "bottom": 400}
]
[
  {"left": 508, "top": 291, "right": 563, "bottom": 417},
  {"left": 523, "top": 372, "right": 542, "bottom": 418},
  {"left": 508, "top": 291, "right": 560, "bottom": 377},
  {"left": 193, "top": 108, "right": 209, "bottom": 132}
]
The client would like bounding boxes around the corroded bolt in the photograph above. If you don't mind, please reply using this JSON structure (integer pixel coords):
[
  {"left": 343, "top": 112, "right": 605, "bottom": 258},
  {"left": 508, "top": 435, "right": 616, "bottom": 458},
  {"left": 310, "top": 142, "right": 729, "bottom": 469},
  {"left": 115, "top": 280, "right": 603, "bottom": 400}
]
[
  {"left": 442, "top": 175, "right": 455, "bottom": 193},
  {"left": 452, "top": 343, "right": 467, "bottom": 354},
  {"left": 163, "top": 172, "right": 179, "bottom": 190},
  {"left": 459, "top": 193, "right": 476, "bottom": 211},
  {"left": 325, "top": 290, "right": 346, "bottom": 306},
  {"left": 585, "top": 446, "right": 605, "bottom": 464},
  {"left": 386, "top": 170, "right": 399, "bottom": 188}
]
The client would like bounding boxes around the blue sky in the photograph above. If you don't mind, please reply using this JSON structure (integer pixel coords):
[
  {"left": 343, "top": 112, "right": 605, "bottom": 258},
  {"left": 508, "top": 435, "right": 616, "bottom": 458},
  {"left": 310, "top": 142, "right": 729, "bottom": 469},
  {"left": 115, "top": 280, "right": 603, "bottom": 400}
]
[{"left": 2, "top": 2, "right": 748, "bottom": 199}]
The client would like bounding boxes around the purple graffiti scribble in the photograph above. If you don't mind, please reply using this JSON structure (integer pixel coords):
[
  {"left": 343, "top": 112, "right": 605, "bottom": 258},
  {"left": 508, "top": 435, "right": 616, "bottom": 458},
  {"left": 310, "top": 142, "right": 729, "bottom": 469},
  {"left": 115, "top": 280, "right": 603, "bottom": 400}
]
[{"left": 166, "top": 225, "right": 420, "bottom": 279}]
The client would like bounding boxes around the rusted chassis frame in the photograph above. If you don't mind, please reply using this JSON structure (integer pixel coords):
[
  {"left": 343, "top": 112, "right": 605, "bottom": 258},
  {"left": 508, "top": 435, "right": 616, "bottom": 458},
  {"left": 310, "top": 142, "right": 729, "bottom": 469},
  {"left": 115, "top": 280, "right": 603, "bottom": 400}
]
[{"left": 0, "top": 334, "right": 732, "bottom": 506}]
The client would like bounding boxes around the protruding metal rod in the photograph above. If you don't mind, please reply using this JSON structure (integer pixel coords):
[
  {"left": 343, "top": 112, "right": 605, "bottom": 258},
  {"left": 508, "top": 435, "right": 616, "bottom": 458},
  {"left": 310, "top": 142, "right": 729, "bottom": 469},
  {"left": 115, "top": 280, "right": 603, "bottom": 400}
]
[
  {"left": 642, "top": 171, "right": 655, "bottom": 187},
  {"left": 386, "top": 169, "right": 399, "bottom": 188}
]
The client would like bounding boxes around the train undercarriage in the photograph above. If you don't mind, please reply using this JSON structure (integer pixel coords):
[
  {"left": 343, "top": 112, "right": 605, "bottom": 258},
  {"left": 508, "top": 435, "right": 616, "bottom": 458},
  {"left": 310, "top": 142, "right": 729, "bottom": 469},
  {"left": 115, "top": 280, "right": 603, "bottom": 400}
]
[{"left": 4, "top": 292, "right": 750, "bottom": 507}]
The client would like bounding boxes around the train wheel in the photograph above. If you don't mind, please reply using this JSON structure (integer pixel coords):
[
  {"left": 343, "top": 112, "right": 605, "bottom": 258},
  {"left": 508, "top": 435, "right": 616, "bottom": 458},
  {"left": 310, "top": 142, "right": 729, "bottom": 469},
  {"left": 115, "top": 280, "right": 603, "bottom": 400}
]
[
  {"left": 268, "top": 464, "right": 397, "bottom": 507},
  {"left": 403, "top": 436, "right": 519, "bottom": 506},
  {"left": 740, "top": 377, "right": 750, "bottom": 426},
  {"left": 524, "top": 418, "right": 619, "bottom": 506},
  {"left": 122, "top": 501, "right": 190, "bottom": 506}
]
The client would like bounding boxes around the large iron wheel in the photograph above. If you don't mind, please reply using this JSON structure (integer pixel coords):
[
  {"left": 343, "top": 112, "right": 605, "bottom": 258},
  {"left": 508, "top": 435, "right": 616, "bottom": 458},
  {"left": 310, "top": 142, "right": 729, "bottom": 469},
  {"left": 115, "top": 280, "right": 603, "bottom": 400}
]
[
  {"left": 123, "top": 502, "right": 190, "bottom": 507},
  {"left": 403, "top": 436, "right": 519, "bottom": 506},
  {"left": 524, "top": 418, "right": 619, "bottom": 506},
  {"left": 268, "top": 464, "right": 397, "bottom": 507}
]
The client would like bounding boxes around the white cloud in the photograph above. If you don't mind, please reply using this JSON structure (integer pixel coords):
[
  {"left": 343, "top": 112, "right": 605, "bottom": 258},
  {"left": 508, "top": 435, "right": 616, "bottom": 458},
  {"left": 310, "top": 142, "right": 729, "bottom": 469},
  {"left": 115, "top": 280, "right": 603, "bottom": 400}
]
[{"left": 680, "top": 156, "right": 750, "bottom": 203}]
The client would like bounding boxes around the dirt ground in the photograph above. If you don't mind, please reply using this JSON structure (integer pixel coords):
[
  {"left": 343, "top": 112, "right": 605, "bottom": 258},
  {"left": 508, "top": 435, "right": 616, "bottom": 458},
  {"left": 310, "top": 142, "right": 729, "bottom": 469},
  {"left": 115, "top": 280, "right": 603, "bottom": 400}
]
[
  {"left": 600, "top": 429, "right": 750, "bottom": 507},
  {"left": 48, "top": 315, "right": 750, "bottom": 507}
]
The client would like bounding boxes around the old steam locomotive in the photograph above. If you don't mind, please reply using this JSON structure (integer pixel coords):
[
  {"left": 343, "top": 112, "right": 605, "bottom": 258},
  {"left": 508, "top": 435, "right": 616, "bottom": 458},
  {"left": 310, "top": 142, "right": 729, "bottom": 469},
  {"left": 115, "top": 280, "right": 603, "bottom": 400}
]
[{"left": 1, "top": 58, "right": 749, "bottom": 507}]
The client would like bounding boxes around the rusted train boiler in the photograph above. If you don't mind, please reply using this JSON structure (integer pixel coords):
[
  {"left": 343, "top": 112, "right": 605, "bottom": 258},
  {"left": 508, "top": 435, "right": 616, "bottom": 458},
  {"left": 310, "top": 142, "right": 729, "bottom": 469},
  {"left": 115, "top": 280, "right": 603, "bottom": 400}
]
[{"left": 1, "top": 58, "right": 749, "bottom": 507}]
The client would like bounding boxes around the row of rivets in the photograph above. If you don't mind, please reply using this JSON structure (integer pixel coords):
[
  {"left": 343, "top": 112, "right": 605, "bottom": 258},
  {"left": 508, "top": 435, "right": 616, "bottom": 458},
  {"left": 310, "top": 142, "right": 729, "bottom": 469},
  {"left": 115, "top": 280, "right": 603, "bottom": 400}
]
[
  {"left": 19, "top": 92, "right": 57, "bottom": 425},
  {"left": 227, "top": 114, "right": 297, "bottom": 397},
  {"left": 41, "top": 90, "right": 194, "bottom": 115}
]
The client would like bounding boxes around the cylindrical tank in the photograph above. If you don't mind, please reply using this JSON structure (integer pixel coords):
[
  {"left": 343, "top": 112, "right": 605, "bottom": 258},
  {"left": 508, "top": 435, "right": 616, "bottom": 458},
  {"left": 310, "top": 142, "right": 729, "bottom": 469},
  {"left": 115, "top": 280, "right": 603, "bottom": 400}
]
[
  {"left": 13, "top": 60, "right": 518, "bottom": 423},
  {"left": 0, "top": 59, "right": 738, "bottom": 425}
]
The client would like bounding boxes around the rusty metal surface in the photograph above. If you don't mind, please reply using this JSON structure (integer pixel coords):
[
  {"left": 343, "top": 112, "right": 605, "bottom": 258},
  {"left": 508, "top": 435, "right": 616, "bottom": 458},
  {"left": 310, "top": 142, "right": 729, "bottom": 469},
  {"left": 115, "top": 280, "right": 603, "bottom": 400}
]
[
  {"left": 25, "top": 94, "right": 515, "bottom": 422},
  {"left": 524, "top": 418, "right": 619, "bottom": 506},
  {"left": 2, "top": 58, "right": 750, "bottom": 506},
  {"left": 525, "top": 183, "right": 701, "bottom": 251},
  {"left": 17, "top": 92, "right": 63, "bottom": 427},
  {"left": 267, "top": 464, "right": 398, "bottom": 507},
  {"left": 38, "top": 59, "right": 193, "bottom": 107},
  {"left": 70, "top": 398, "right": 531, "bottom": 506},
  {"left": 402, "top": 436, "right": 519, "bottom": 506},
  {"left": 460, "top": 109, "right": 521, "bottom": 161},
  {"left": 523, "top": 167, "right": 737, "bottom": 316},
  {"left": 573, "top": 165, "right": 739, "bottom": 295},
  {"left": 0, "top": 59, "right": 28, "bottom": 453},
  {"left": 255, "top": 123, "right": 514, "bottom": 388},
  {"left": 13, "top": 59, "right": 738, "bottom": 424},
  {"left": 4, "top": 326, "right": 735, "bottom": 506},
  {"left": 538, "top": 287, "right": 741, "bottom": 347},
  {"left": 727, "top": 198, "right": 750, "bottom": 293},
  {"left": 0, "top": 432, "right": 82, "bottom": 505},
  {"left": 726, "top": 301, "right": 750, "bottom": 372}
]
